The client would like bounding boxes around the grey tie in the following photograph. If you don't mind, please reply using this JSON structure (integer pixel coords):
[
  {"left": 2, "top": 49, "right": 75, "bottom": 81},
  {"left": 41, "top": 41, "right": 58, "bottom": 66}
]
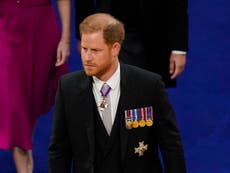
[{"left": 100, "top": 83, "right": 112, "bottom": 135}]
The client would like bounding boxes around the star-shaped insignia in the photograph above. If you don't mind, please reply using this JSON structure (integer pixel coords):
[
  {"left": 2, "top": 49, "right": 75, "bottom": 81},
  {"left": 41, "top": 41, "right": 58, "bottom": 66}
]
[
  {"left": 99, "top": 98, "right": 108, "bottom": 111},
  {"left": 134, "top": 141, "right": 148, "bottom": 157}
]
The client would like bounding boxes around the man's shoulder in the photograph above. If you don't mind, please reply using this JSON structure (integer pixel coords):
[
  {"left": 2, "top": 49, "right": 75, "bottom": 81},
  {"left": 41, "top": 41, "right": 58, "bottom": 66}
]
[
  {"left": 59, "top": 70, "right": 89, "bottom": 87},
  {"left": 120, "top": 64, "right": 167, "bottom": 95},
  {"left": 61, "top": 70, "right": 84, "bottom": 80},
  {"left": 121, "top": 64, "right": 166, "bottom": 88}
]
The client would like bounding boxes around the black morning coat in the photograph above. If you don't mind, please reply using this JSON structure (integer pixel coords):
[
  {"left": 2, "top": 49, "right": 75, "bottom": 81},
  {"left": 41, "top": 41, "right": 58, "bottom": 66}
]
[{"left": 48, "top": 64, "right": 186, "bottom": 173}]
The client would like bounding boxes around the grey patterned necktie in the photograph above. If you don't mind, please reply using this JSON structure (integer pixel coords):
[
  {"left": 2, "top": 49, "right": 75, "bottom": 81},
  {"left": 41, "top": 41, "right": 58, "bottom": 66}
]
[{"left": 100, "top": 83, "right": 112, "bottom": 135}]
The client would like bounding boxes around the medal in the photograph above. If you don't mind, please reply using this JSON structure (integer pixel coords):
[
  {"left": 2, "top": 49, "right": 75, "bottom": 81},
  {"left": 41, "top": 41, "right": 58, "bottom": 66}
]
[
  {"left": 145, "top": 106, "right": 154, "bottom": 126},
  {"left": 99, "top": 83, "right": 111, "bottom": 111},
  {"left": 132, "top": 109, "right": 139, "bottom": 128},
  {"left": 126, "top": 119, "right": 133, "bottom": 129},
  {"left": 134, "top": 141, "right": 148, "bottom": 157},
  {"left": 125, "top": 110, "right": 133, "bottom": 129},
  {"left": 139, "top": 120, "right": 146, "bottom": 127},
  {"left": 132, "top": 120, "right": 139, "bottom": 128},
  {"left": 99, "top": 97, "right": 108, "bottom": 111},
  {"left": 146, "top": 119, "right": 153, "bottom": 126},
  {"left": 139, "top": 108, "right": 146, "bottom": 127}
]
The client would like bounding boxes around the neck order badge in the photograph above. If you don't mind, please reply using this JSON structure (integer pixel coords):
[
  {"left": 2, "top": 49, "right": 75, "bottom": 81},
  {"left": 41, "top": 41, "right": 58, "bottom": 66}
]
[
  {"left": 100, "top": 83, "right": 112, "bottom": 135},
  {"left": 99, "top": 83, "right": 111, "bottom": 111}
]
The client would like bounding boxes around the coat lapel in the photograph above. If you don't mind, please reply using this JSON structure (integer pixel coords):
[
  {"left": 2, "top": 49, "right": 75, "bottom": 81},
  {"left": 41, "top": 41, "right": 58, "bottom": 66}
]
[
  {"left": 119, "top": 64, "right": 133, "bottom": 162},
  {"left": 86, "top": 114, "right": 95, "bottom": 163},
  {"left": 118, "top": 91, "right": 129, "bottom": 162},
  {"left": 77, "top": 76, "right": 95, "bottom": 163}
]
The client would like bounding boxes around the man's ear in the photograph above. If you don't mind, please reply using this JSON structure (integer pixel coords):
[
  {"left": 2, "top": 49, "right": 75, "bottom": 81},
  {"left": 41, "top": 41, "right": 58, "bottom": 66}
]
[{"left": 112, "top": 42, "right": 121, "bottom": 57}]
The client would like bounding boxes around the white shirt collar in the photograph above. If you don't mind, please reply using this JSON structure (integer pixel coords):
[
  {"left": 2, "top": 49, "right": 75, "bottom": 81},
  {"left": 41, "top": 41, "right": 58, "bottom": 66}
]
[{"left": 93, "top": 63, "right": 120, "bottom": 91}]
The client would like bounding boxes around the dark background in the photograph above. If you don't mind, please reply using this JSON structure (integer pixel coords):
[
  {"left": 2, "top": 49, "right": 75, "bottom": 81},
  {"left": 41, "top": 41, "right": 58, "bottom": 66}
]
[{"left": 1, "top": 0, "right": 230, "bottom": 172}]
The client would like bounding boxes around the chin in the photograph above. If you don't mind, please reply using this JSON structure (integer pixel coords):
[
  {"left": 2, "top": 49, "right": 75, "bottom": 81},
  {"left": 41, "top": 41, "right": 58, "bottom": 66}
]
[{"left": 84, "top": 70, "right": 95, "bottom": 76}]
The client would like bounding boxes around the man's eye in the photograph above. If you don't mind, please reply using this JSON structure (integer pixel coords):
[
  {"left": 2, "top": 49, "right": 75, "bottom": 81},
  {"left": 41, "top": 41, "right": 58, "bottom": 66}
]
[
  {"left": 82, "top": 47, "right": 87, "bottom": 51},
  {"left": 91, "top": 49, "right": 101, "bottom": 53}
]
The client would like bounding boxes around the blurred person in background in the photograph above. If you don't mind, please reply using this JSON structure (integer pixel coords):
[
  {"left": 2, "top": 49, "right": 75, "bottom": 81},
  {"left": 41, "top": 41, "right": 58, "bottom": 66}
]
[
  {"left": 0, "top": 0, "right": 70, "bottom": 172},
  {"left": 75, "top": 0, "right": 188, "bottom": 88}
]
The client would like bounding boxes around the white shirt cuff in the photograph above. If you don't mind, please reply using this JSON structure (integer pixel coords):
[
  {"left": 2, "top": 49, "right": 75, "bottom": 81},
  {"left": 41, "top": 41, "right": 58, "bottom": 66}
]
[{"left": 172, "top": 50, "right": 186, "bottom": 54}]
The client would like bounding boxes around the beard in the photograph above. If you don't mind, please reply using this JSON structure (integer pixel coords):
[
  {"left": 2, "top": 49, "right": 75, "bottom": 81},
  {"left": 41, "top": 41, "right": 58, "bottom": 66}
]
[{"left": 83, "top": 63, "right": 112, "bottom": 80}]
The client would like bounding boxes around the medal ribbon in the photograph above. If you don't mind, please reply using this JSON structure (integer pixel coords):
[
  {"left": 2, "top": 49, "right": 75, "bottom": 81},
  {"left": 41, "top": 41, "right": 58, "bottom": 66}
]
[{"left": 100, "top": 83, "right": 111, "bottom": 97}]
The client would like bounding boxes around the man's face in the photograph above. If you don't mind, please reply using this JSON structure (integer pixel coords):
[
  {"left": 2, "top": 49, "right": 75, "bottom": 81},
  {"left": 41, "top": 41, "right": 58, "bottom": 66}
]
[{"left": 81, "top": 31, "right": 119, "bottom": 81}]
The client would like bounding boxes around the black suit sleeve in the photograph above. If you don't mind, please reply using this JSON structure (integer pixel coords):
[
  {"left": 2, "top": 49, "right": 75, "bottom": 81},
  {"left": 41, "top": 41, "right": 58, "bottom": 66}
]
[
  {"left": 48, "top": 78, "right": 72, "bottom": 172},
  {"left": 155, "top": 78, "right": 187, "bottom": 173},
  {"left": 168, "top": 0, "right": 189, "bottom": 51}
]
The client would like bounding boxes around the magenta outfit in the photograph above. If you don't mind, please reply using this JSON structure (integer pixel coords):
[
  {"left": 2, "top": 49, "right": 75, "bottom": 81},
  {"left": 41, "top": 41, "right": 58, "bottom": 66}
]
[{"left": 0, "top": 0, "right": 68, "bottom": 150}]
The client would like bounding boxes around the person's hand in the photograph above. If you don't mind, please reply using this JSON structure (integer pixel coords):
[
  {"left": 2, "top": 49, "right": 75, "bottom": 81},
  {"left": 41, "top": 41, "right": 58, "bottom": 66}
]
[
  {"left": 55, "top": 40, "right": 70, "bottom": 66},
  {"left": 169, "top": 53, "right": 186, "bottom": 79}
]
